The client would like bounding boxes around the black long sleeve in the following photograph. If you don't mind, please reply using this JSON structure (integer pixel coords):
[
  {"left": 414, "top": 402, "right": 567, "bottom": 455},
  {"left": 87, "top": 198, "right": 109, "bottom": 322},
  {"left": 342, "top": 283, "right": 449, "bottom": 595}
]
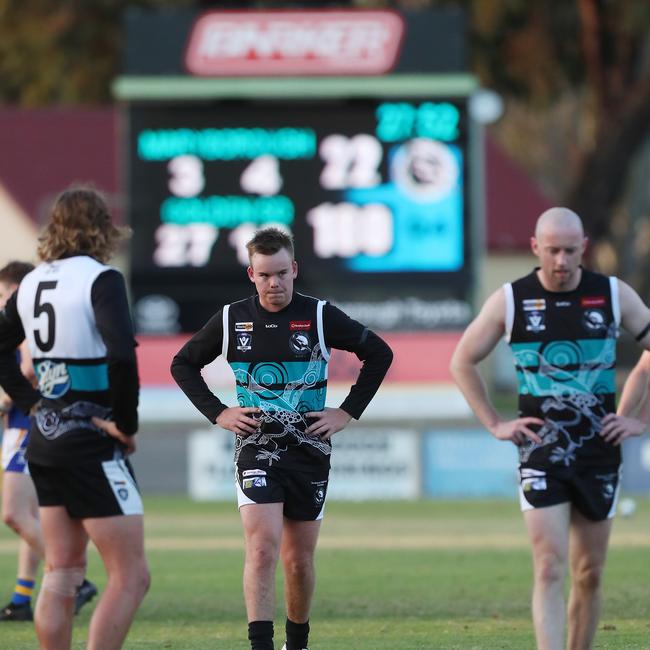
[
  {"left": 0, "top": 291, "right": 40, "bottom": 413},
  {"left": 91, "top": 270, "right": 140, "bottom": 435},
  {"left": 323, "top": 304, "right": 393, "bottom": 419},
  {"left": 170, "top": 310, "right": 229, "bottom": 424}
]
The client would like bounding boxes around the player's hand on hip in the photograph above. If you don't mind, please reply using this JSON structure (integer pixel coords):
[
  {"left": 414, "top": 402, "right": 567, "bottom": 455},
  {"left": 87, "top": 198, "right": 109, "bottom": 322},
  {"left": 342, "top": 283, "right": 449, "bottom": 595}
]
[
  {"left": 489, "top": 417, "right": 544, "bottom": 445},
  {"left": 600, "top": 413, "right": 646, "bottom": 445},
  {"left": 91, "top": 417, "right": 136, "bottom": 454},
  {"left": 305, "top": 407, "right": 352, "bottom": 441},
  {"left": 216, "top": 406, "right": 261, "bottom": 436}
]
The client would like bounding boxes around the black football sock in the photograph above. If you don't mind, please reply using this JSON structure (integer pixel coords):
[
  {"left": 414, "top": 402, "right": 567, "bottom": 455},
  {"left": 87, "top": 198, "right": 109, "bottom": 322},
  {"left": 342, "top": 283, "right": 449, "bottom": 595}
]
[
  {"left": 248, "top": 620, "right": 274, "bottom": 650},
  {"left": 285, "top": 618, "right": 310, "bottom": 650}
]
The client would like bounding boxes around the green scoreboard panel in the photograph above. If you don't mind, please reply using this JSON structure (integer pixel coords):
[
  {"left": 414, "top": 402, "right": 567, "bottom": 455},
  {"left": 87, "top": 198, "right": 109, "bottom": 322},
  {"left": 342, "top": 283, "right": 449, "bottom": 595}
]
[{"left": 123, "top": 78, "right": 477, "bottom": 333}]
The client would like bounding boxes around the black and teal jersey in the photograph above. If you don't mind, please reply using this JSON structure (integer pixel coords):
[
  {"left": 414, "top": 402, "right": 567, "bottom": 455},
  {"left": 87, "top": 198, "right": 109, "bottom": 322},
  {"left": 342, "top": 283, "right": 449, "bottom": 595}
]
[
  {"left": 0, "top": 256, "right": 139, "bottom": 466},
  {"left": 172, "top": 292, "right": 393, "bottom": 471},
  {"left": 505, "top": 268, "right": 620, "bottom": 468}
]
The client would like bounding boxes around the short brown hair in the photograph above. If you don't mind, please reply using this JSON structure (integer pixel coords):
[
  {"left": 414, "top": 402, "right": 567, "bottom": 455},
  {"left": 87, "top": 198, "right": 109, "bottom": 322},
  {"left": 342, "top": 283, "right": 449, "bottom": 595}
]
[
  {"left": 246, "top": 227, "right": 294, "bottom": 264},
  {"left": 0, "top": 261, "right": 35, "bottom": 285},
  {"left": 37, "top": 186, "right": 130, "bottom": 263}
]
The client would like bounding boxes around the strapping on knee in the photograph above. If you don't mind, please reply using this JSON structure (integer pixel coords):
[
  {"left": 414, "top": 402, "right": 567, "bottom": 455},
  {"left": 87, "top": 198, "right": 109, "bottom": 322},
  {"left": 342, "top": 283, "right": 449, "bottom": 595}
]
[{"left": 41, "top": 567, "right": 85, "bottom": 597}]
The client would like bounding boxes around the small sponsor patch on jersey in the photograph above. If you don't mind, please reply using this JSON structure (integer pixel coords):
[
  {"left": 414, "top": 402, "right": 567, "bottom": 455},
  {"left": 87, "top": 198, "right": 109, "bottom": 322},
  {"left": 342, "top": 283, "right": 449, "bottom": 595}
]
[
  {"left": 523, "top": 298, "right": 546, "bottom": 311},
  {"left": 290, "top": 320, "right": 311, "bottom": 330},
  {"left": 555, "top": 300, "right": 571, "bottom": 307},
  {"left": 522, "top": 477, "right": 547, "bottom": 492},
  {"left": 581, "top": 296, "right": 606, "bottom": 307},
  {"left": 242, "top": 469, "right": 267, "bottom": 477},
  {"left": 265, "top": 323, "right": 278, "bottom": 328},
  {"left": 235, "top": 322, "right": 254, "bottom": 332},
  {"left": 236, "top": 332, "right": 252, "bottom": 351},
  {"left": 36, "top": 360, "right": 72, "bottom": 399},
  {"left": 243, "top": 476, "right": 267, "bottom": 489},
  {"left": 525, "top": 311, "right": 546, "bottom": 332}
]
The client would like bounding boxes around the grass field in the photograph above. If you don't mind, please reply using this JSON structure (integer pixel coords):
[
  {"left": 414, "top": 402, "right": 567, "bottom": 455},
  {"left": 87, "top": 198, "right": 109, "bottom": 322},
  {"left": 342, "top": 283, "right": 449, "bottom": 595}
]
[{"left": 0, "top": 497, "right": 649, "bottom": 649}]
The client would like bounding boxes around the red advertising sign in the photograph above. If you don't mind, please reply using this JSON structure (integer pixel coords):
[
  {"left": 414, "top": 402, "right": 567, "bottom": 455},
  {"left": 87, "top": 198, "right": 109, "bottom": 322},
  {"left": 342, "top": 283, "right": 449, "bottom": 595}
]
[{"left": 185, "top": 10, "right": 404, "bottom": 76}]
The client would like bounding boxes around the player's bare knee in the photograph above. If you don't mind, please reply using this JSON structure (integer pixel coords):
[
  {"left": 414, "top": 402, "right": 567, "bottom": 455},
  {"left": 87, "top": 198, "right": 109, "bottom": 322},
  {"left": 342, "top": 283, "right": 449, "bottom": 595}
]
[
  {"left": 247, "top": 544, "right": 278, "bottom": 571},
  {"left": 41, "top": 566, "right": 86, "bottom": 597},
  {"left": 573, "top": 562, "right": 603, "bottom": 592},
  {"left": 283, "top": 553, "right": 314, "bottom": 578},
  {"left": 534, "top": 553, "right": 566, "bottom": 584},
  {"left": 2, "top": 509, "right": 18, "bottom": 531}
]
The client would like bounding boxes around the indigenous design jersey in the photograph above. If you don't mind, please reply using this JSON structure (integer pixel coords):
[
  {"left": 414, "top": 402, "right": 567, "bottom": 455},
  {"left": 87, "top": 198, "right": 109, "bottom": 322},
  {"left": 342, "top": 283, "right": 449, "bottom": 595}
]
[
  {"left": 505, "top": 269, "right": 620, "bottom": 468},
  {"left": 223, "top": 293, "right": 331, "bottom": 469},
  {"left": 15, "top": 257, "right": 130, "bottom": 465}
]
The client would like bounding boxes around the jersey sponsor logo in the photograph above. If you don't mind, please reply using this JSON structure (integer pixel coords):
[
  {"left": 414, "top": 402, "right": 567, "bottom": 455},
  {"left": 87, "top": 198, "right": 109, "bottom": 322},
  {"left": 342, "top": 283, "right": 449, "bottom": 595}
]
[
  {"left": 555, "top": 300, "right": 571, "bottom": 307},
  {"left": 36, "top": 360, "right": 71, "bottom": 399},
  {"left": 525, "top": 311, "right": 546, "bottom": 332},
  {"left": 582, "top": 309, "right": 607, "bottom": 332},
  {"left": 243, "top": 476, "right": 267, "bottom": 489},
  {"left": 523, "top": 298, "right": 546, "bottom": 311},
  {"left": 522, "top": 477, "right": 547, "bottom": 492},
  {"left": 265, "top": 323, "right": 278, "bottom": 329},
  {"left": 236, "top": 332, "right": 252, "bottom": 351},
  {"left": 235, "top": 322, "right": 254, "bottom": 332},
  {"left": 581, "top": 296, "right": 606, "bottom": 307},
  {"left": 289, "top": 331, "right": 311, "bottom": 355},
  {"left": 242, "top": 469, "right": 267, "bottom": 477},
  {"left": 290, "top": 320, "right": 311, "bottom": 330}
]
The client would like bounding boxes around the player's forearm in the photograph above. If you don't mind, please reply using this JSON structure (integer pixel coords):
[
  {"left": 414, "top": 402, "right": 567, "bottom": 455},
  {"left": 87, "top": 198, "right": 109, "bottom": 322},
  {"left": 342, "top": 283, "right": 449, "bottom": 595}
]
[
  {"left": 450, "top": 361, "right": 501, "bottom": 432},
  {"left": 339, "top": 334, "right": 393, "bottom": 419},
  {"left": 617, "top": 365, "right": 650, "bottom": 418}
]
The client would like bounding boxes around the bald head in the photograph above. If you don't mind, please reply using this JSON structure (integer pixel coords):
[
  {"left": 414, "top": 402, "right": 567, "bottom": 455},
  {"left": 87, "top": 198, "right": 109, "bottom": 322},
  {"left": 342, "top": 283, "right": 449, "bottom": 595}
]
[
  {"left": 531, "top": 207, "right": 586, "bottom": 291},
  {"left": 534, "top": 207, "right": 584, "bottom": 240}
]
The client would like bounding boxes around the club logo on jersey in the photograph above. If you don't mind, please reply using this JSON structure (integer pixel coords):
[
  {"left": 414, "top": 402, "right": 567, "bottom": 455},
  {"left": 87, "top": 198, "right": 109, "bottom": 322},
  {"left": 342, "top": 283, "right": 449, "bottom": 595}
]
[
  {"left": 290, "top": 320, "right": 311, "bottom": 330},
  {"left": 112, "top": 480, "right": 130, "bottom": 501},
  {"left": 525, "top": 311, "right": 546, "bottom": 332},
  {"left": 236, "top": 333, "right": 252, "bottom": 351},
  {"left": 289, "top": 331, "right": 311, "bottom": 355},
  {"left": 523, "top": 298, "right": 546, "bottom": 311},
  {"left": 235, "top": 322, "right": 254, "bottom": 332},
  {"left": 581, "top": 296, "right": 606, "bottom": 307},
  {"left": 36, "top": 360, "right": 71, "bottom": 399},
  {"left": 243, "top": 477, "right": 267, "bottom": 489},
  {"left": 312, "top": 480, "right": 327, "bottom": 506},
  {"left": 582, "top": 309, "right": 607, "bottom": 332}
]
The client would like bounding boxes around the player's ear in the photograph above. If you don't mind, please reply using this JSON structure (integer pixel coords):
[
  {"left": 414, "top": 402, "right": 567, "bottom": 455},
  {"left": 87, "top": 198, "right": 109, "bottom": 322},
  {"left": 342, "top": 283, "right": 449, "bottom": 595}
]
[
  {"left": 292, "top": 260, "right": 298, "bottom": 278},
  {"left": 247, "top": 266, "right": 255, "bottom": 283},
  {"left": 530, "top": 236, "right": 539, "bottom": 256}
]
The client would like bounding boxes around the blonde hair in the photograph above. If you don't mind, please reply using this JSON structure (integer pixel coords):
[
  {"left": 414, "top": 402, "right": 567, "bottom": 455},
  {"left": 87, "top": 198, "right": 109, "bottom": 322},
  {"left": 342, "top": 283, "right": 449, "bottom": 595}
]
[{"left": 37, "top": 186, "right": 130, "bottom": 263}]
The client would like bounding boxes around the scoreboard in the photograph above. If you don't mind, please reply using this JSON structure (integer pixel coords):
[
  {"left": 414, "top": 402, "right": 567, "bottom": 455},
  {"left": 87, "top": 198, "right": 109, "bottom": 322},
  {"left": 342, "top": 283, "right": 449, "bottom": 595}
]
[{"left": 124, "top": 80, "right": 478, "bottom": 334}]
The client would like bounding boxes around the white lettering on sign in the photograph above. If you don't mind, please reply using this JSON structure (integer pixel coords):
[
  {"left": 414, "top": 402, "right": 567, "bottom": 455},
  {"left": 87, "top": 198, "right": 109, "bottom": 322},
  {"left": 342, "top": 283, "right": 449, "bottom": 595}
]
[{"left": 185, "top": 10, "right": 404, "bottom": 76}]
